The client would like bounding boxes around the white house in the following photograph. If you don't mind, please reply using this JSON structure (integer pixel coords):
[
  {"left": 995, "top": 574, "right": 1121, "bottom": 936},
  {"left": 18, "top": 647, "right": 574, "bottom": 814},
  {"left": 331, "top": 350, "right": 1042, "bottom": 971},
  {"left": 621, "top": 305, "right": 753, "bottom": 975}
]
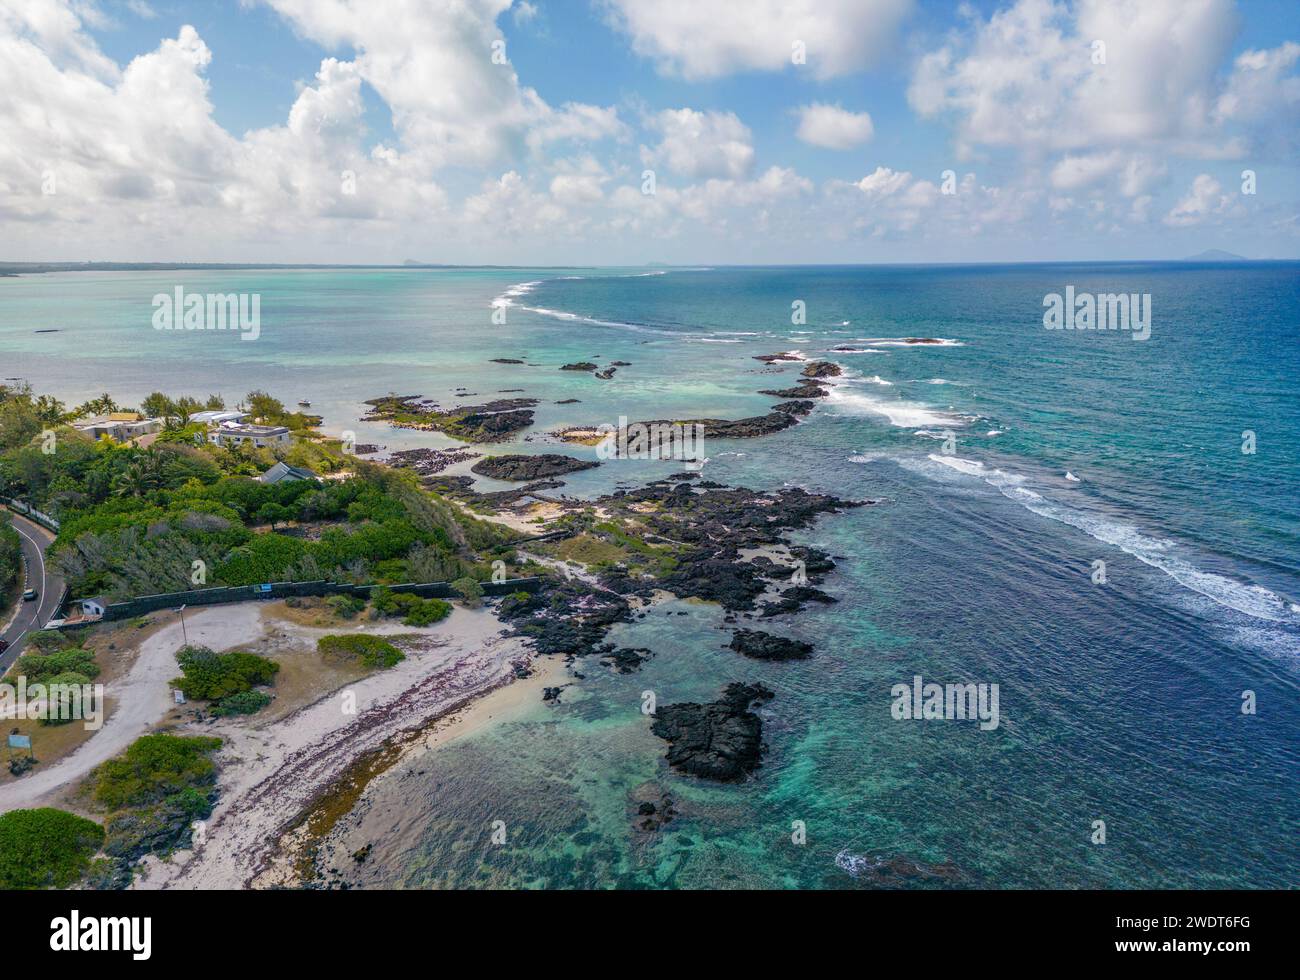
[
  {"left": 208, "top": 422, "right": 291, "bottom": 449},
  {"left": 190, "top": 410, "right": 250, "bottom": 425},
  {"left": 73, "top": 413, "right": 163, "bottom": 441}
]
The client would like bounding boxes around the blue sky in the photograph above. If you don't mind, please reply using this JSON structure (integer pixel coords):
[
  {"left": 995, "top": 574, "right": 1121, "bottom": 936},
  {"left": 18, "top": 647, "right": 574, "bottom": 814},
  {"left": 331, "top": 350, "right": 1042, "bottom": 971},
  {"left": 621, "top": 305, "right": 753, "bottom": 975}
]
[{"left": 2, "top": 0, "right": 1298, "bottom": 263}]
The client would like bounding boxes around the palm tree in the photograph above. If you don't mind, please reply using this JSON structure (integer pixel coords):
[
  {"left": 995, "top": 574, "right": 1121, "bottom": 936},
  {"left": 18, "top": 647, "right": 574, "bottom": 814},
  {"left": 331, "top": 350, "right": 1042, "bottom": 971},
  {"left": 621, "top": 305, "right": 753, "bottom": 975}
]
[{"left": 112, "top": 450, "right": 167, "bottom": 498}]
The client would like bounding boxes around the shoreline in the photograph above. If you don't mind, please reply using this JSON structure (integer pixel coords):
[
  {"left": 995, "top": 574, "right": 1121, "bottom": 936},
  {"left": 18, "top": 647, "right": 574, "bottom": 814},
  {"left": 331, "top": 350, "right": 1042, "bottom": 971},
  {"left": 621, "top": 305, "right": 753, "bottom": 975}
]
[
  {"left": 255, "top": 652, "right": 566, "bottom": 888},
  {"left": 133, "top": 606, "right": 534, "bottom": 890}
]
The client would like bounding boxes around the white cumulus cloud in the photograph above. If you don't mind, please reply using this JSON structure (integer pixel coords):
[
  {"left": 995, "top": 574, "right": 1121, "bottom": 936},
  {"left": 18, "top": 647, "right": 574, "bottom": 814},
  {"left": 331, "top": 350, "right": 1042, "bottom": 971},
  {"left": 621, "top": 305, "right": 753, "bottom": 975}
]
[{"left": 795, "top": 103, "right": 874, "bottom": 149}]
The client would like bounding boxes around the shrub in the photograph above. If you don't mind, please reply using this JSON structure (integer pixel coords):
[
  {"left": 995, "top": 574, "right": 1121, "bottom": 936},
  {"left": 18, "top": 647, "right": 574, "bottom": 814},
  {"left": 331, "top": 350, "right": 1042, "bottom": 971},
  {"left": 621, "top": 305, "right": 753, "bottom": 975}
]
[
  {"left": 402, "top": 596, "right": 451, "bottom": 626},
  {"left": 0, "top": 808, "right": 104, "bottom": 889},
  {"left": 451, "top": 576, "right": 484, "bottom": 608},
  {"left": 15, "top": 647, "right": 99, "bottom": 682},
  {"left": 317, "top": 634, "right": 404, "bottom": 669},
  {"left": 91, "top": 734, "right": 223, "bottom": 811},
  {"left": 172, "top": 646, "right": 278, "bottom": 701},
  {"left": 37, "top": 671, "right": 95, "bottom": 727},
  {"left": 369, "top": 588, "right": 450, "bottom": 626},
  {"left": 24, "top": 630, "right": 68, "bottom": 653},
  {"left": 210, "top": 689, "right": 272, "bottom": 717},
  {"left": 327, "top": 594, "right": 366, "bottom": 619}
]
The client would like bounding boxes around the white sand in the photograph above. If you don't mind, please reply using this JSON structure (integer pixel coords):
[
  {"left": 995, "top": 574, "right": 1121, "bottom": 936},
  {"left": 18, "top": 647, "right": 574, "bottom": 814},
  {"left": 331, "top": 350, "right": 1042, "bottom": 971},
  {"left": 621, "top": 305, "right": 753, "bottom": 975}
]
[{"left": 134, "top": 605, "right": 530, "bottom": 890}]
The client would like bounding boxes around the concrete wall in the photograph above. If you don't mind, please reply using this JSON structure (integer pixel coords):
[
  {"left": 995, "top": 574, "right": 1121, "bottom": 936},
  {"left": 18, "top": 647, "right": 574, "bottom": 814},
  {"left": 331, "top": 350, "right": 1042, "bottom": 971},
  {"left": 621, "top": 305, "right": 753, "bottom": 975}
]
[{"left": 99, "top": 576, "right": 543, "bottom": 621}]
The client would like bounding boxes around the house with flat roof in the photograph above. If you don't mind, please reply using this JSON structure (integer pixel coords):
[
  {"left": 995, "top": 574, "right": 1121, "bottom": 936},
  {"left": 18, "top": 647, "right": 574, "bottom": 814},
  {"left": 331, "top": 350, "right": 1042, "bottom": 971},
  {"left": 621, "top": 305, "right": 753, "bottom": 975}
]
[
  {"left": 190, "top": 410, "right": 250, "bottom": 425},
  {"left": 72, "top": 412, "right": 163, "bottom": 441},
  {"left": 208, "top": 421, "right": 291, "bottom": 449}
]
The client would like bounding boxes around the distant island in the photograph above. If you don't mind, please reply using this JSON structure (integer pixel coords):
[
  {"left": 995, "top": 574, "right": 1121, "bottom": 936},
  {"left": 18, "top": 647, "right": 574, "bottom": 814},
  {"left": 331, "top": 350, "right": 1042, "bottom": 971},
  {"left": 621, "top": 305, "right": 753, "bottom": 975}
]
[{"left": 1183, "top": 249, "right": 1248, "bottom": 261}]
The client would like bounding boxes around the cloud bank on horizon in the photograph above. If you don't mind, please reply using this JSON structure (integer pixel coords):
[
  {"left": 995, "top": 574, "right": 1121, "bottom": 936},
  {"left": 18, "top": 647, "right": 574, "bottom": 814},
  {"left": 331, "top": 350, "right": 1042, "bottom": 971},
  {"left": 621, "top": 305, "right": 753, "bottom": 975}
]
[{"left": 0, "top": 0, "right": 1296, "bottom": 264}]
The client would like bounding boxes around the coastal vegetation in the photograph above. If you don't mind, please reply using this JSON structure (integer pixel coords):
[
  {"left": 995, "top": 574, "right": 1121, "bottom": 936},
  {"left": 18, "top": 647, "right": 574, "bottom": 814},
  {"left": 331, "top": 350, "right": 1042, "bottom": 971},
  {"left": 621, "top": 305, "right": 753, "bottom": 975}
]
[
  {"left": 370, "top": 587, "right": 452, "bottom": 625},
  {"left": 85, "top": 733, "right": 223, "bottom": 886},
  {"left": 0, "top": 807, "right": 105, "bottom": 889},
  {"left": 0, "top": 385, "right": 518, "bottom": 604},
  {"left": 171, "top": 645, "right": 280, "bottom": 712},
  {"left": 0, "top": 522, "right": 19, "bottom": 613},
  {"left": 317, "top": 633, "right": 404, "bottom": 669}
]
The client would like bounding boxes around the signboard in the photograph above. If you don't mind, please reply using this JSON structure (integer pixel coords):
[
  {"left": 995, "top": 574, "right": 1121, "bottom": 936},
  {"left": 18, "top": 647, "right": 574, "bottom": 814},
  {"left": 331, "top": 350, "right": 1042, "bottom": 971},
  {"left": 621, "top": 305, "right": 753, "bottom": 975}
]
[{"left": 8, "top": 734, "right": 32, "bottom": 750}]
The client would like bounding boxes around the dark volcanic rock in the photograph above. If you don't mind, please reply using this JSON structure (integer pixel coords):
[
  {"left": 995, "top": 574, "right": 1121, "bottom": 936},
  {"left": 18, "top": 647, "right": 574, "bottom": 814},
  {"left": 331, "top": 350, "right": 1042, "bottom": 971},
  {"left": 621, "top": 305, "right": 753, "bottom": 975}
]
[
  {"left": 471, "top": 453, "right": 599, "bottom": 481},
  {"left": 659, "top": 553, "right": 768, "bottom": 610},
  {"left": 555, "top": 398, "right": 581, "bottom": 404},
  {"left": 560, "top": 362, "right": 598, "bottom": 371},
  {"left": 599, "top": 646, "right": 653, "bottom": 673},
  {"left": 770, "top": 400, "right": 815, "bottom": 416},
  {"left": 456, "top": 407, "right": 535, "bottom": 440},
  {"left": 754, "top": 352, "right": 803, "bottom": 363},
  {"left": 758, "top": 382, "right": 829, "bottom": 399},
  {"left": 758, "top": 585, "right": 839, "bottom": 617},
  {"left": 594, "top": 367, "right": 617, "bottom": 379},
  {"left": 363, "top": 394, "right": 539, "bottom": 443},
  {"left": 728, "top": 629, "right": 812, "bottom": 661},
  {"left": 801, "top": 360, "right": 842, "bottom": 378},
  {"left": 651, "top": 682, "right": 775, "bottom": 781},
  {"left": 698, "top": 413, "right": 799, "bottom": 438},
  {"left": 490, "top": 357, "right": 525, "bottom": 364}
]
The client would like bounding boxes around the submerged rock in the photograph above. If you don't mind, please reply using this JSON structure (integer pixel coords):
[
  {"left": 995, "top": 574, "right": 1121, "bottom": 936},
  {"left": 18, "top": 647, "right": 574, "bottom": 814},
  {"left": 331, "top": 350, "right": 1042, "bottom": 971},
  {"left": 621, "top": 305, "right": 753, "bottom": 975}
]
[{"left": 560, "top": 362, "right": 598, "bottom": 371}]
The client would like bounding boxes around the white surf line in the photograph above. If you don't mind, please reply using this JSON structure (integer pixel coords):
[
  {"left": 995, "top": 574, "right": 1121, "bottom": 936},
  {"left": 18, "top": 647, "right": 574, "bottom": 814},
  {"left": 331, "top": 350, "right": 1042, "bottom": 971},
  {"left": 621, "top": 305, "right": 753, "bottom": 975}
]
[{"left": 922, "top": 454, "right": 1300, "bottom": 626}]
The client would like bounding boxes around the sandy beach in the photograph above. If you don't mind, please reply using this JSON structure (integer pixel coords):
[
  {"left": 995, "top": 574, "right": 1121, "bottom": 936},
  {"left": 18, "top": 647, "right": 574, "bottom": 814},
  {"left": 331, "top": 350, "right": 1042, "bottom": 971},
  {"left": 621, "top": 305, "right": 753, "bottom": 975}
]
[{"left": 129, "top": 604, "right": 535, "bottom": 889}]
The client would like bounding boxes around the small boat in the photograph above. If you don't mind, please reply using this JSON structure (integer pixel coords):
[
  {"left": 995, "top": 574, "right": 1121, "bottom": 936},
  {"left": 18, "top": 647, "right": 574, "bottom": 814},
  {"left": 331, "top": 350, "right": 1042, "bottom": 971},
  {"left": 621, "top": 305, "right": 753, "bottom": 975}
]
[{"left": 297, "top": 400, "right": 312, "bottom": 407}]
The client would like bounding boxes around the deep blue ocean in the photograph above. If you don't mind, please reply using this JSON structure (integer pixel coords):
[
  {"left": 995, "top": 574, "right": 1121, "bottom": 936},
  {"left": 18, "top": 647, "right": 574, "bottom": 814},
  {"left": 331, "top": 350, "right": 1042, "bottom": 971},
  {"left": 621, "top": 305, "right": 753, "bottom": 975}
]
[{"left": 2, "top": 262, "right": 1296, "bottom": 887}]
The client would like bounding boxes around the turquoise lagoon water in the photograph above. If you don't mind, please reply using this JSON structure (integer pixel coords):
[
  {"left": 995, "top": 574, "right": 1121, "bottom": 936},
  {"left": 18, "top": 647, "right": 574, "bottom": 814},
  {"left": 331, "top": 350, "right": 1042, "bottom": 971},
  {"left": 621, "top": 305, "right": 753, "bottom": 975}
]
[{"left": 1, "top": 263, "right": 1296, "bottom": 888}]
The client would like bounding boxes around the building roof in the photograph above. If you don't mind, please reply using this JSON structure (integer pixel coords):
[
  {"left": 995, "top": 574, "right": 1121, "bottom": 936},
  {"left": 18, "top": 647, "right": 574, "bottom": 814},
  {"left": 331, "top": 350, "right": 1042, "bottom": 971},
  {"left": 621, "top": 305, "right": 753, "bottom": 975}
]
[
  {"left": 108, "top": 412, "right": 142, "bottom": 421},
  {"left": 216, "top": 422, "right": 289, "bottom": 436},
  {"left": 258, "top": 461, "right": 319, "bottom": 484},
  {"left": 191, "top": 410, "right": 250, "bottom": 424}
]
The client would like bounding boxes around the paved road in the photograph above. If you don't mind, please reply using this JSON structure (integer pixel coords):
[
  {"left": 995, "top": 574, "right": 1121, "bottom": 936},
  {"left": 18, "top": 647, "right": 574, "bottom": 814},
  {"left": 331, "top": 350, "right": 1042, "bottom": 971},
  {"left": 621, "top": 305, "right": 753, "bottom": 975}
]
[{"left": 1, "top": 509, "right": 64, "bottom": 676}]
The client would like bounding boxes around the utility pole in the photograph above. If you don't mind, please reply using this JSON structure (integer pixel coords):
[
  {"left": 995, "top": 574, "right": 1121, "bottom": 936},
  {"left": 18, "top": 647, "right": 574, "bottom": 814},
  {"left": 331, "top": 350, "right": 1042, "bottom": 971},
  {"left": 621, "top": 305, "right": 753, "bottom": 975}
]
[{"left": 178, "top": 604, "right": 188, "bottom": 646}]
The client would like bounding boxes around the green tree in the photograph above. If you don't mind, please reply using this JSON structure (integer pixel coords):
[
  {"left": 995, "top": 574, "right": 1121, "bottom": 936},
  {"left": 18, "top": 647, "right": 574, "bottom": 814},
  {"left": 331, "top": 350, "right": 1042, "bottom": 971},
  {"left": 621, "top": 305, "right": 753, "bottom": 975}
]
[{"left": 140, "top": 392, "right": 175, "bottom": 420}]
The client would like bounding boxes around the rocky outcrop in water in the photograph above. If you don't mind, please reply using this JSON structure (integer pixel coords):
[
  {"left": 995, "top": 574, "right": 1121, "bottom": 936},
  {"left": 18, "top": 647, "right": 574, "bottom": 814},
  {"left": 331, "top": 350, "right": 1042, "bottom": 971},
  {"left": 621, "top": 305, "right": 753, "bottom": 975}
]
[
  {"left": 651, "top": 682, "right": 775, "bottom": 781},
  {"left": 470, "top": 453, "right": 598, "bottom": 481},
  {"left": 801, "top": 360, "right": 842, "bottom": 379},
  {"left": 363, "top": 394, "right": 539, "bottom": 443},
  {"left": 758, "top": 382, "right": 829, "bottom": 399},
  {"left": 387, "top": 447, "right": 480, "bottom": 475},
  {"left": 770, "top": 400, "right": 816, "bottom": 416},
  {"left": 728, "top": 629, "right": 812, "bottom": 661},
  {"left": 560, "top": 362, "right": 598, "bottom": 372}
]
